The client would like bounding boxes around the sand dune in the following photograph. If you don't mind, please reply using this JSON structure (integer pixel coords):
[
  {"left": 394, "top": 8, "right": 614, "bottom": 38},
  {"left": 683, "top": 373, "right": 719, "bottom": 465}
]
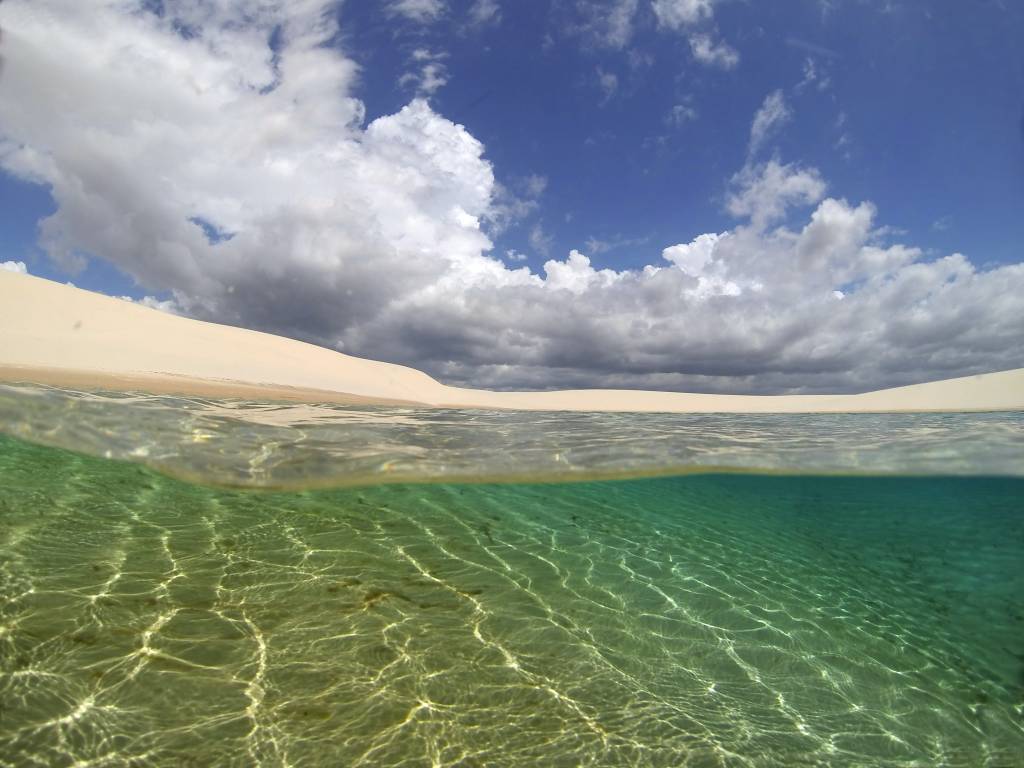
[{"left": 1, "top": 271, "right": 1021, "bottom": 413}]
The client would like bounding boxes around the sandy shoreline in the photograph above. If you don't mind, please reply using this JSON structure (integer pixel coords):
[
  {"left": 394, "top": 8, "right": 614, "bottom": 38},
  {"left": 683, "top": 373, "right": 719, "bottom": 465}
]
[
  {"left": 0, "top": 365, "right": 427, "bottom": 406},
  {"left": 2, "top": 271, "right": 1022, "bottom": 413}
]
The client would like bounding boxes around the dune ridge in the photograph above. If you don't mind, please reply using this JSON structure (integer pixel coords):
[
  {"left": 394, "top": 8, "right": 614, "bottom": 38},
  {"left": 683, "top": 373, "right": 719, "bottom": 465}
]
[{"left": 2, "top": 271, "right": 1021, "bottom": 413}]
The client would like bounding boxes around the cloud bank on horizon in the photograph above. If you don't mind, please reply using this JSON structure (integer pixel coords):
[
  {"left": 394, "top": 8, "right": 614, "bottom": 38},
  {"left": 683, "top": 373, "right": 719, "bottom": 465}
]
[{"left": 0, "top": 0, "right": 1022, "bottom": 394}]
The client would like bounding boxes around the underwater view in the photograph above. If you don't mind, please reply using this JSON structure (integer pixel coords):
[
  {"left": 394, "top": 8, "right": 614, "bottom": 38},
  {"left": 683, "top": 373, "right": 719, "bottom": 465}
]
[{"left": 1, "top": 385, "right": 1022, "bottom": 767}]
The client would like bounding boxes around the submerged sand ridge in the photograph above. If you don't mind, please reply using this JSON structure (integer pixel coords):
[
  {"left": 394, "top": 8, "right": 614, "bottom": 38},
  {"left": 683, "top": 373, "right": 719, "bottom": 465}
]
[{"left": 1, "top": 270, "right": 1022, "bottom": 413}]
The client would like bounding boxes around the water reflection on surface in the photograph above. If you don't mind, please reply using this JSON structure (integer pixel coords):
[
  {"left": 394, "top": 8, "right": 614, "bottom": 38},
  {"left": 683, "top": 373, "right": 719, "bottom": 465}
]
[{"left": 1, "top": 384, "right": 1022, "bottom": 488}]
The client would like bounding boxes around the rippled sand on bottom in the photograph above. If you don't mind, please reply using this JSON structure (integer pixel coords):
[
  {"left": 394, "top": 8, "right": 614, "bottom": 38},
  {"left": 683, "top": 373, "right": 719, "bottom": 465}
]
[{"left": 1, "top": 435, "right": 1022, "bottom": 766}]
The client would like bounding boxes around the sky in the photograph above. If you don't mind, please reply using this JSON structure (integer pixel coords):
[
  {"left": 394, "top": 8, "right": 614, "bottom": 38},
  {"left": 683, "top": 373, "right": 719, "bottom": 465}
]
[{"left": 0, "top": 0, "right": 1022, "bottom": 394}]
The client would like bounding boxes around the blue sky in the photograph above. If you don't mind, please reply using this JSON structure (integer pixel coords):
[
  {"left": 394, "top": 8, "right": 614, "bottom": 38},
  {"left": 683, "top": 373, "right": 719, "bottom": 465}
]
[
  {"left": 358, "top": 0, "right": 1024, "bottom": 270},
  {"left": 1, "top": 0, "right": 1022, "bottom": 392}
]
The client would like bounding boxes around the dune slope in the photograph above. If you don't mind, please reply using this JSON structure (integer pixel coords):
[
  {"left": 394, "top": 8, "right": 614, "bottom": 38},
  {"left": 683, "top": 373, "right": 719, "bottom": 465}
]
[{"left": 2, "top": 271, "right": 1021, "bottom": 412}]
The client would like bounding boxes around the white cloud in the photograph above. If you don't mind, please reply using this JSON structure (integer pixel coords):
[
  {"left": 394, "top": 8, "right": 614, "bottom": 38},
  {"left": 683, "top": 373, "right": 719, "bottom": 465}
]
[
  {"left": 584, "top": 234, "right": 649, "bottom": 255},
  {"left": 388, "top": 0, "right": 445, "bottom": 23},
  {"left": 403, "top": 49, "right": 450, "bottom": 95},
  {"left": 785, "top": 37, "right": 840, "bottom": 60},
  {"left": 727, "top": 159, "right": 825, "bottom": 231},
  {"left": 1, "top": 260, "right": 27, "bottom": 274},
  {"left": 572, "top": 0, "right": 639, "bottom": 50},
  {"left": 834, "top": 110, "right": 853, "bottom": 158},
  {"left": 661, "top": 235, "right": 741, "bottom": 298},
  {"left": 650, "top": 1, "right": 737, "bottom": 70},
  {"left": 662, "top": 233, "right": 720, "bottom": 275},
  {"left": 2, "top": 0, "right": 1022, "bottom": 394},
  {"left": 688, "top": 33, "right": 739, "bottom": 69},
  {"left": 797, "top": 57, "right": 830, "bottom": 92},
  {"left": 602, "top": 0, "right": 639, "bottom": 48},
  {"left": 651, "top": 0, "right": 716, "bottom": 29},
  {"left": 468, "top": 0, "right": 502, "bottom": 28},
  {"left": 666, "top": 100, "right": 698, "bottom": 126},
  {"left": 529, "top": 223, "right": 554, "bottom": 256},
  {"left": 486, "top": 175, "right": 546, "bottom": 234},
  {"left": 505, "top": 249, "right": 528, "bottom": 262},
  {"left": 596, "top": 66, "right": 619, "bottom": 103},
  {"left": 0, "top": 0, "right": 491, "bottom": 340},
  {"left": 543, "top": 250, "right": 622, "bottom": 295},
  {"left": 117, "top": 294, "right": 179, "bottom": 314},
  {"left": 749, "top": 89, "right": 792, "bottom": 155},
  {"left": 523, "top": 174, "right": 548, "bottom": 198},
  {"left": 400, "top": 50, "right": 450, "bottom": 96}
]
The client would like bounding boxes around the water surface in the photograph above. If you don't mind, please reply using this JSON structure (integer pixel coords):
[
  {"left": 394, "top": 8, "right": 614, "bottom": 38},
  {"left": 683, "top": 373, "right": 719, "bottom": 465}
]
[{"left": 2, "top": 384, "right": 1022, "bottom": 487}]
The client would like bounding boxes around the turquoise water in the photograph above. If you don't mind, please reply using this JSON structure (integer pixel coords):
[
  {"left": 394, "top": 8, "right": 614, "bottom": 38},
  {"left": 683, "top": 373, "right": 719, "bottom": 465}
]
[{"left": 1, "top": 386, "right": 1023, "bottom": 766}]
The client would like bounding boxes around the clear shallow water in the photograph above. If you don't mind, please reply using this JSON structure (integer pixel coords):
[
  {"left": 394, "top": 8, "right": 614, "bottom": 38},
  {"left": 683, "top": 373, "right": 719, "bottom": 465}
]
[
  {"left": 1, "top": 387, "right": 1023, "bottom": 766},
  {"left": 1, "top": 384, "right": 1023, "bottom": 487}
]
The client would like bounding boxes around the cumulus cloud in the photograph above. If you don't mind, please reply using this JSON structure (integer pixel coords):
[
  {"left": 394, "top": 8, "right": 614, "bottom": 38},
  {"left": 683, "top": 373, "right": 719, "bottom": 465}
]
[
  {"left": 749, "top": 90, "right": 791, "bottom": 155},
  {"left": 0, "top": 0, "right": 490, "bottom": 341},
  {"left": 1, "top": 0, "right": 1022, "bottom": 394},
  {"left": 662, "top": 233, "right": 720, "bottom": 276},
  {"left": 727, "top": 159, "right": 825, "bottom": 231},
  {"left": 543, "top": 249, "right": 622, "bottom": 295},
  {"left": 1, "top": 260, "right": 27, "bottom": 274}
]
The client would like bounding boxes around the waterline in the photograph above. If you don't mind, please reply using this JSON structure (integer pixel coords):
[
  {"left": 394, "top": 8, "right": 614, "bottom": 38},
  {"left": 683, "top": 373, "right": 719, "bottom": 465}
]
[{"left": 2, "top": 384, "right": 1022, "bottom": 488}]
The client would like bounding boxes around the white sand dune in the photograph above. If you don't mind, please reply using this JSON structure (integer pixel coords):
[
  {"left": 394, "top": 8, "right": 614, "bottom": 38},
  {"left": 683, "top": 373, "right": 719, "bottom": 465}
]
[{"left": 2, "top": 270, "right": 1021, "bottom": 413}]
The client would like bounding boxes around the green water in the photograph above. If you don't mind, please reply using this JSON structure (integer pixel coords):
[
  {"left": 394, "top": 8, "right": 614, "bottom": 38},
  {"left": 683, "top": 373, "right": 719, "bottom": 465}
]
[{"left": 1, "top": 434, "right": 1022, "bottom": 766}]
